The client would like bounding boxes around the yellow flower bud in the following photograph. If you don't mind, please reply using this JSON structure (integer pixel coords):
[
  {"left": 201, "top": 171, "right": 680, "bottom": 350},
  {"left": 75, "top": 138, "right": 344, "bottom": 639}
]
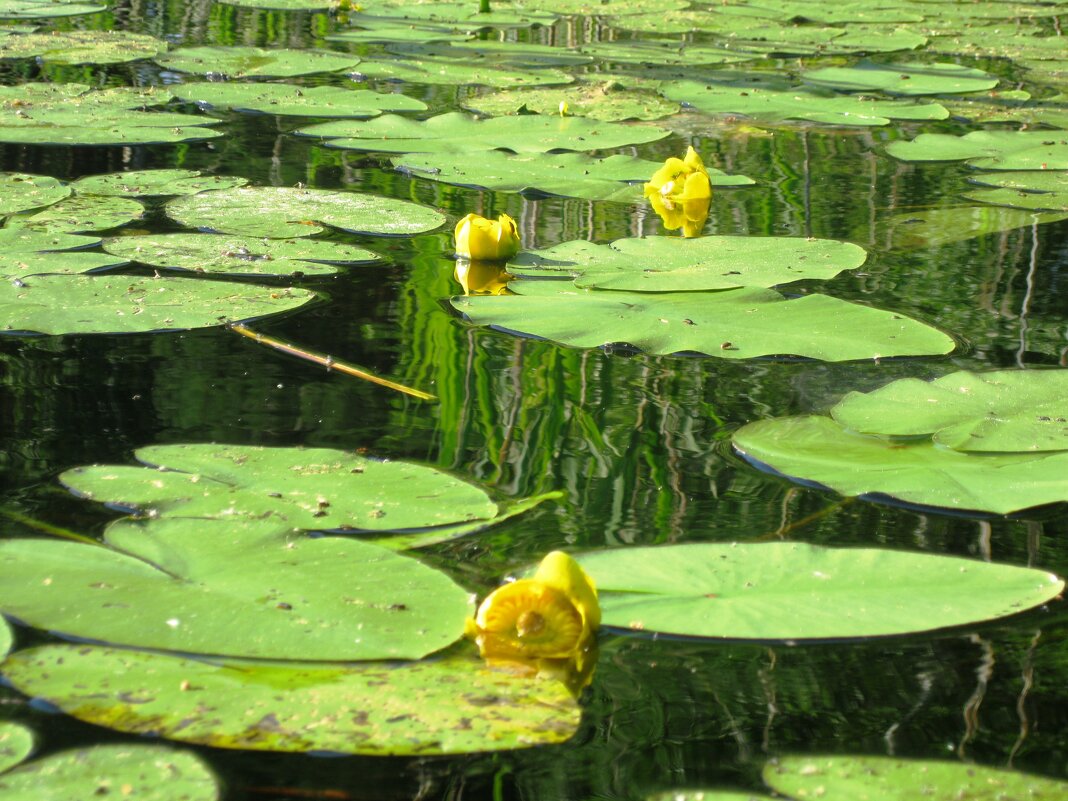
[{"left": 453, "top": 212, "right": 521, "bottom": 261}]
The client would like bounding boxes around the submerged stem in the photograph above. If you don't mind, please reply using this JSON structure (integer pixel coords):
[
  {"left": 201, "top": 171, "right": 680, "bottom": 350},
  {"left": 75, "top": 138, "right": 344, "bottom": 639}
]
[
  {"left": 479, "top": 0, "right": 491, "bottom": 12},
  {"left": 0, "top": 506, "right": 99, "bottom": 546}
]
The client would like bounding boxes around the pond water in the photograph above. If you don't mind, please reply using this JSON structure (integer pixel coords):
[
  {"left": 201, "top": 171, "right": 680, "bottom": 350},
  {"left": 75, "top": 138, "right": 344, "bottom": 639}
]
[{"left": 1, "top": 0, "right": 1068, "bottom": 799}]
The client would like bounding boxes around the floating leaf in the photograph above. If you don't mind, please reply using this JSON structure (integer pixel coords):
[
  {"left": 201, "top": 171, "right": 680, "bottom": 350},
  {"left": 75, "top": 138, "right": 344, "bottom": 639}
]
[
  {"left": 0, "top": 534, "right": 470, "bottom": 660},
  {"left": 394, "top": 152, "right": 738, "bottom": 202},
  {"left": 832, "top": 370, "right": 1068, "bottom": 453},
  {"left": 886, "top": 130, "right": 1068, "bottom": 169},
  {"left": 61, "top": 443, "right": 500, "bottom": 531},
  {"left": 0, "top": 229, "right": 125, "bottom": 278},
  {"left": 327, "top": 22, "right": 473, "bottom": 45},
  {"left": 577, "top": 40, "right": 752, "bottom": 67},
  {"left": 353, "top": 2, "right": 559, "bottom": 29},
  {"left": 0, "top": 722, "right": 32, "bottom": 775},
  {"left": 942, "top": 90, "right": 1068, "bottom": 129},
  {"left": 964, "top": 187, "right": 1068, "bottom": 212},
  {"left": 0, "top": 172, "right": 69, "bottom": 215},
  {"left": 0, "top": 741, "right": 220, "bottom": 800},
  {"left": 0, "top": 30, "right": 165, "bottom": 64},
  {"left": 519, "top": 0, "right": 688, "bottom": 14},
  {"left": 451, "top": 280, "right": 954, "bottom": 361},
  {"left": 0, "top": 275, "right": 313, "bottom": 335},
  {"left": 803, "top": 60, "right": 998, "bottom": 96},
  {"left": 299, "top": 111, "right": 669, "bottom": 154},
  {"left": 175, "top": 82, "right": 426, "bottom": 118},
  {"left": 663, "top": 78, "right": 949, "bottom": 126},
  {"left": 221, "top": 0, "right": 332, "bottom": 8},
  {"left": 0, "top": 0, "right": 104, "bottom": 18},
  {"left": 646, "top": 794, "right": 769, "bottom": 801},
  {"left": 166, "top": 186, "right": 445, "bottom": 238},
  {"left": 2, "top": 645, "right": 581, "bottom": 755},
  {"left": 0, "top": 617, "right": 12, "bottom": 660},
  {"left": 711, "top": 0, "right": 923, "bottom": 24},
  {"left": 441, "top": 40, "right": 593, "bottom": 68},
  {"left": 155, "top": 46, "right": 361, "bottom": 78},
  {"left": 353, "top": 56, "right": 573, "bottom": 88},
  {"left": 764, "top": 755, "right": 1068, "bottom": 800},
  {"left": 574, "top": 542, "right": 1064, "bottom": 639},
  {"left": 103, "top": 233, "right": 378, "bottom": 277},
  {"left": 6, "top": 194, "right": 143, "bottom": 234},
  {"left": 465, "top": 82, "right": 680, "bottom": 122},
  {"left": 733, "top": 414, "right": 1068, "bottom": 514},
  {"left": 882, "top": 204, "right": 1068, "bottom": 248},
  {"left": 505, "top": 236, "right": 863, "bottom": 290},
  {"left": 72, "top": 170, "right": 247, "bottom": 197}
]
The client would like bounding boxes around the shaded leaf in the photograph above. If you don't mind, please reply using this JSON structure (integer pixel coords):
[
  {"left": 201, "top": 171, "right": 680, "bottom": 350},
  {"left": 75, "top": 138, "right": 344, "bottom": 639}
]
[
  {"left": 0, "top": 29, "right": 165, "bottom": 64},
  {"left": 155, "top": 46, "right": 360, "bottom": 78},
  {"left": 803, "top": 60, "right": 998, "bottom": 96},
  {"left": 0, "top": 172, "right": 69, "bottom": 214},
  {"left": 72, "top": 170, "right": 247, "bottom": 197},
  {"left": 175, "top": 81, "right": 426, "bottom": 118},
  {"left": 6, "top": 194, "right": 143, "bottom": 234}
]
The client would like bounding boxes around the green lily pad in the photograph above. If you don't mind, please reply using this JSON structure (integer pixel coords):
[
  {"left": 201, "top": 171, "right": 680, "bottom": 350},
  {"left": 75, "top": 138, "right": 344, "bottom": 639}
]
[
  {"left": 299, "top": 111, "right": 669, "bottom": 154},
  {"left": 0, "top": 30, "right": 165, "bottom": 64},
  {"left": 712, "top": 0, "right": 923, "bottom": 24},
  {"left": 733, "top": 414, "right": 1068, "bottom": 514},
  {"left": 942, "top": 90, "right": 1068, "bottom": 129},
  {"left": 353, "top": 56, "right": 573, "bottom": 89},
  {"left": 0, "top": 172, "right": 69, "bottom": 214},
  {"left": 803, "top": 60, "right": 998, "bottom": 96},
  {"left": 394, "top": 151, "right": 739, "bottom": 202},
  {"left": 970, "top": 171, "right": 1068, "bottom": 194},
  {"left": 574, "top": 541, "right": 1063, "bottom": 640},
  {"left": 646, "top": 794, "right": 769, "bottom": 801},
  {"left": 886, "top": 130, "right": 1068, "bottom": 169},
  {"left": 6, "top": 194, "right": 143, "bottom": 234},
  {"left": 221, "top": 0, "right": 332, "bottom": 8},
  {"left": 354, "top": 2, "right": 559, "bottom": 29},
  {"left": 505, "top": 236, "right": 864, "bottom": 290},
  {"left": 882, "top": 204, "right": 1068, "bottom": 248},
  {"left": 0, "top": 0, "right": 104, "bottom": 18},
  {"left": 964, "top": 187, "right": 1068, "bottom": 212},
  {"left": 577, "top": 40, "right": 753, "bottom": 67},
  {"left": 0, "top": 742, "right": 219, "bottom": 801},
  {"left": 174, "top": 82, "right": 426, "bottom": 118},
  {"left": 61, "top": 443, "right": 500, "bottom": 531},
  {"left": 465, "top": 82, "right": 680, "bottom": 122},
  {"left": 165, "top": 186, "right": 445, "bottom": 238},
  {"left": 2, "top": 645, "right": 581, "bottom": 755},
  {"left": 519, "top": 0, "right": 688, "bottom": 14},
  {"left": 451, "top": 280, "right": 953, "bottom": 361},
  {"left": 0, "top": 275, "right": 314, "bottom": 335},
  {"left": 441, "top": 40, "right": 593, "bottom": 68},
  {"left": 71, "top": 169, "right": 247, "bottom": 197},
  {"left": 0, "top": 617, "right": 12, "bottom": 660},
  {"left": 663, "top": 78, "right": 949, "bottom": 126},
  {"left": 0, "top": 534, "right": 470, "bottom": 660},
  {"left": 103, "top": 233, "right": 378, "bottom": 276},
  {"left": 0, "top": 229, "right": 124, "bottom": 278},
  {"left": 327, "top": 22, "right": 473, "bottom": 45},
  {"left": 0, "top": 83, "right": 221, "bottom": 146},
  {"left": 0, "top": 722, "right": 33, "bottom": 774},
  {"left": 764, "top": 755, "right": 1068, "bottom": 800},
  {"left": 156, "top": 46, "right": 361, "bottom": 78},
  {"left": 832, "top": 369, "right": 1068, "bottom": 453}
]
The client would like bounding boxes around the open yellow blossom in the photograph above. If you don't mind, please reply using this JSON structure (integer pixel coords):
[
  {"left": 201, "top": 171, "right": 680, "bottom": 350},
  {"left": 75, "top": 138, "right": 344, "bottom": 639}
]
[
  {"left": 467, "top": 550, "right": 599, "bottom": 662},
  {"left": 644, "top": 146, "right": 711, "bottom": 237},
  {"left": 454, "top": 212, "right": 521, "bottom": 261}
]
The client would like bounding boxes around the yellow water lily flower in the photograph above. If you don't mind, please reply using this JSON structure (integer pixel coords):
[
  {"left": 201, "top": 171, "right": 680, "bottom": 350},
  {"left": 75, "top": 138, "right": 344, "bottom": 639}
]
[
  {"left": 467, "top": 550, "right": 599, "bottom": 662},
  {"left": 454, "top": 259, "right": 513, "bottom": 295},
  {"left": 644, "top": 147, "right": 712, "bottom": 238},
  {"left": 649, "top": 193, "right": 710, "bottom": 239},
  {"left": 454, "top": 212, "right": 521, "bottom": 261}
]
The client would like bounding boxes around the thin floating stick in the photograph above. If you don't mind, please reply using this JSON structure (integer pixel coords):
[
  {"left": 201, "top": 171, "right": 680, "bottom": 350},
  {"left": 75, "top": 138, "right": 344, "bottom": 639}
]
[
  {"left": 0, "top": 506, "right": 99, "bottom": 546},
  {"left": 229, "top": 322, "right": 436, "bottom": 402}
]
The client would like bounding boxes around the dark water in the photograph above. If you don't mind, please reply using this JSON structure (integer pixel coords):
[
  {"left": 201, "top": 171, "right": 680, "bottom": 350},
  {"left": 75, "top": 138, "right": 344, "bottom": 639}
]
[{"left": 2, "top": 2, "right": 1068, "bottom": 799}]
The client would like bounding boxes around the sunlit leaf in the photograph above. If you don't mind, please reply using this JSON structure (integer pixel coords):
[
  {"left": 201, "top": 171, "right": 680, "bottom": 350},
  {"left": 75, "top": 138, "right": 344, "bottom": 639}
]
[
  {"left": 71, "top": 169, "right": 247, "bottom": 197},
  {"left": 803, "top": 60, "right": 998, "bottom": 96},
  {"left": 886, "top": 130, "right": 1068, "bottom": 169},
  {"left": 0, "top": 534, "right": 470, "bottom": 660},
  {"left": 221, "top": 0, "right": 332, "bottom": 8},
  {"left": 451, "top": 280, "right": 953, "bottom": 361},
  {"left": 574, "top": 542, "right": 1064, "bottom": 639},
  {"left": 175, "top": 82, "right": 426, "bottom": 118},
  {"left": 519, "top": 0, "right": 687, "bottom": 14},
  {"left": 577, "top": 40, "right": 753, "bottom": 67},
  {"left": 0, "top": 29, "right": 165, "bottom": 64},
  {"left": 0, "top": 275, "right": 314, "bottom": 335},
  {"left": 299, "top": 111, "right": 669, "bottom": 154},
  {"left": 155, "top": 46, "right": 360, "bottom": 78},
  {"left": 0, "top": 172, "right": 69, "bottom": 215},
  {"left": 465, "top": 82, "right": 680, "bottom": 122},
  {"left": 942, "top": 90, "right": 1068, "bottom": 129},
  {"left": 881, "top": 203, "right": 1068, "bottom": 248},
  {"left": 764, "top": 755, "right": 1068, "bottom": 800},
  {"left": 964, "top": 187, "right": 1068, "bottom": 212},
  {"left": 733, "top": 415, "right": 1068, "bottom": 514},
  {"left": 0, "top": 617, "right": 12, "bottom": 661},
  {"left": 353, "top": 56, "right": 573, "bottom": 88},
  {"left": 0, "top": 722, "right": 33, "bottom": 775},
  {"left": 6, "top": 194, "right": 143, "bottom": 234},
  {"left": 2, "top": 645, "right": 581, "bottom": 755},
  {"left": 327, "top": 22, "right": 473, "bottom": 45},
  {"left": 0, "top": 0, "right": 104, "bottom": 18},
  {"left": 353, "top": 1, "right": 559, "bottom": 29},
  {"left": 166, "top": 186, "right": 445, "bottom": 238},
  {"left": 710, "top": 0, "right": 923, "bottom": 24}
]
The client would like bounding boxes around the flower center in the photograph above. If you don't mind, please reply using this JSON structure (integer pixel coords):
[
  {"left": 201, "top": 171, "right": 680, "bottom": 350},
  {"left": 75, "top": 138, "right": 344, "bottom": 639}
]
[{"left": 515, "top": 610, "right": 547, "bottom": 638}]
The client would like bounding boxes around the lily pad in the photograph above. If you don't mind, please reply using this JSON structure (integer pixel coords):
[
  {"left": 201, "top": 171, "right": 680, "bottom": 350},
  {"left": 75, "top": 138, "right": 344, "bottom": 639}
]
[
  {"left": 353, "top": 2, "right": 559, "bottom": 29},
  {"left": 0, "top": 0, "right": 104, "bottom": 18},
  {"left": 505, "top": 235, "right": 864, "bottom": 290},
  {"left": 61, "top": 443, "right": 500, "bottom": 531},
  {"left": 764, "top": 755, "right": 1068, "bottom": 800},
  {"left": 0, "top": 275, "right": 314, "bottom": 335},
  {"left": 0, "top": 172, "right": 69, "bottom": 214},
  {"left": 519, "top": 0, "right": 688, "bottom": 14},
  {"left": 0, "top": 83, "right": 221, "bottom": 146},
  {"left": 451, "top": 280, "right": 954, "bottom": 361},
  {"left": 0, "top": 722, "right": 32, "bottom": 775},
  {"left": 732, "top": 414, "right": 1068, "bottom": 514},
  {"left": 886, "top": 130, "right": 1068, "bottom": 169},
  {"left": 394, "top": 151, "right": 738, "bottom": 202},
  {"left": 577, "top": 40, "right": 753, "bottom": 67},
  {"left": 0, "top": 30, "right": 165, "bottom": 64},
  {"left": 465, "top": 82, "right": 680, "bottom": 122},
  {"left": 0, "top": 617, "right": 11, "bottom": 660},
  {"left": 0, "top": 742, "right": 220, "bottom": 801},
  {"left": 165, "top": 186, "right": 445, "bottom": 238},
  {"left": 103, "top": 233, "right": 378, "bottom": 277},
  {"left": 6, "top": 194, "right": 143, "bottom": 234},
  {"left": 832, "top": 369, "right": 1068, "bottom": 453},
  {"left": 442, "top": 40, "right": 593, "bottom": 68},
  {"left": 574, "top": 542, "right": 1064, "bottom": 639},
  {"left": 299, "top": 111, "right": 669, "bottom": 154},
  {"left": 353, "top": 56, "right": 573, "bottom": 89},
  {"left": 221, "top": 0, "right": 332, "bottom": 8},
  {"left": 663, "top": 79, "right": 949, "bottom": 126},
  {"left": 327, "top": 23, "right": 473, "bottom": 45},
  {"left": 174, "top": 82, "right": 426, "bottom": 118},
  {"left": 712, "top": 0, "right": 923, "bottom": 24},
  {"left": 882, "top": 204, "right": 1068, "bottom": 248},
  {"left": 802, "top": 60, "right": 998, "bottom": 96},
  {"left": 71, "top": 169, "right": 248, "bottom": 197},
  {"left": 2, "top": 645, "right": 581, "bottom": 755},
  {"left": 155, "top": 46, "right": 361, "bottom": 78},
  {"left": 942, "top": 90, "right": 1068, "bottom": 129},
  {"left": 0, "top": 533, "right": 470, "bottom": 660},
  {"left": 964, "top": 187, "right": 1068, "bottom": 212},
  {"left": 0, "top": 229, "right": 125, "bottom": 278}
]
